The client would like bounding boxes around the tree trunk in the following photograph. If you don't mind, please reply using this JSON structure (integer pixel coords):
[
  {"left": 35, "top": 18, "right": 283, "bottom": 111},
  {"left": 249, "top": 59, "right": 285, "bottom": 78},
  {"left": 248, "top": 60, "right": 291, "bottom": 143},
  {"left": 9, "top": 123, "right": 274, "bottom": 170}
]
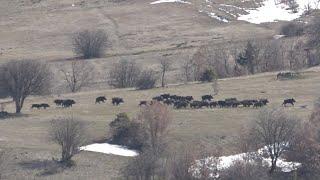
[
  {"left": 14, "top": 99, "right": 22, "bottom": 114},
  {"left": 269, "top": 159, "right": 277, "bottom": 173},
  {"left": 161, "top": 71, "right": 165, "bottom": 87}
]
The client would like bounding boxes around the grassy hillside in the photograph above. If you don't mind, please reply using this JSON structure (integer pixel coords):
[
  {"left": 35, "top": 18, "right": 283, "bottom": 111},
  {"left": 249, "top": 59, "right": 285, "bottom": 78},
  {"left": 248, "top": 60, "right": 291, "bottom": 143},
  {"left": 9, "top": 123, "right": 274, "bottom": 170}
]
[{"left": 0, "top": 68, "right": 319, "bottom": 179}]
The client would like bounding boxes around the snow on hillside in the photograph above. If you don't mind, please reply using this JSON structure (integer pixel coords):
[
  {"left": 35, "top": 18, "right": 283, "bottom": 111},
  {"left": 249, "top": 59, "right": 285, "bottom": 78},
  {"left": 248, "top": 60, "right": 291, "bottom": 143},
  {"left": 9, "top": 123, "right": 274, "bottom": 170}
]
[
  {"left": 150, "top": 0, "right": 191, "bottom": 4},
  {"left": 80, "top": 143, "right": 139, "bottom": 157},
  {"left": 238, "top": 0, "right": 320, "bottom": 24},
  {"left": 192, "top": 145, "right": 301, "bottom": 178}
]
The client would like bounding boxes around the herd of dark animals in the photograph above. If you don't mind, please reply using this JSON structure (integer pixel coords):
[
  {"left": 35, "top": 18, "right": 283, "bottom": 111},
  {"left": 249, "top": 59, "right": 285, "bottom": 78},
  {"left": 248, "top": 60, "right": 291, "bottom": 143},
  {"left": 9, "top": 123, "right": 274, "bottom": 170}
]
[{"left": 29, "top": 93, "right": 297, "bottom": 110}]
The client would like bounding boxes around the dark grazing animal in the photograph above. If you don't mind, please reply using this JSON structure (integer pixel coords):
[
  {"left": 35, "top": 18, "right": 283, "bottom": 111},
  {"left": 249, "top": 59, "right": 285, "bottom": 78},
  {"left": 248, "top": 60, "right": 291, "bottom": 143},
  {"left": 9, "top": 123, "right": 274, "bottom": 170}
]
[
  {"left": 31, "top": 103, "right": 50, "bottom": 109},
  {"left": 253, "top": 101, "right": 264, "bottom": 108},
  {"left": 54, "top": 99, "right": 64, "bottom": 106},
  {"left": 218, "top": 101, "right": 227, "bottom": 108},
  {"left": 31, "top": 104, "right": 41, "bottom": 109},
  {"left": 240, "top": 100, "right": 254, "bottom": 107},
  {"left": 95, "top": 96, "right": 107, "bottom": 104},
  {"left": 190, "top": 101, "right": 201, "bottom": 109},
  {"left": 283, "top": 98, "right": 296, "bottom": 106},
  {"left": 40, "top": 103, "right": 50, "bottom": 109},
  {"left": 163, "top": 99, "right": 175, "bottom": 106},
  {"left": 62, "top": 99, "right": 76, "bottom": 108},
  {"left": 209, "top": 101, "right": 217, "bottom": 108},
  {"left": 200, "top": 101, "right": 210, "bottom": 108},
  {"left": 112, "top": 97, "right": 124, "bottom": 106},
  {"left": 160, "top": 94, "right": 171, "bottom": 100},
  {"left": 202, "top": 95, "right": 213, "bottom": 101},
  {"left": 259, "top": 99, "right": 269, "bottom": 105},
  {"left": 185, "top": 96, "right": 194, "bottom": 102},
  {"left": 174, "top": 101, "right": 188, "bottom": 109},
  {"left": 139, "top": 101, "right": 148, "bottom": 106}
]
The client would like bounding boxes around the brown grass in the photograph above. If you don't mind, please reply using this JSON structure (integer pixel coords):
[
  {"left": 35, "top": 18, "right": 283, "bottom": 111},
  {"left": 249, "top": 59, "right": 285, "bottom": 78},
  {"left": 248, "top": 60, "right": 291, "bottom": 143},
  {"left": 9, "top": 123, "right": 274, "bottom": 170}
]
[{"left": 0, "top": 68, "right": 318, "bottom": 179}]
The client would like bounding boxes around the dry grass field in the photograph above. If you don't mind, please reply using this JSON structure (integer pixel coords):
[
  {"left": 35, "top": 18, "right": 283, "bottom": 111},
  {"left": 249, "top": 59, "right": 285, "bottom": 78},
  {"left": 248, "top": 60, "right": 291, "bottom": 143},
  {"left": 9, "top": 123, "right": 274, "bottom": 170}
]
[
  {"left": 0, "top": 0, "right": 276, "bottom": 89},
  {"left": 1, "top": 0, "right": 319, "bottom": 179},
  {"left": 0, "top": 68, "right": 319, "bottom": 179}
]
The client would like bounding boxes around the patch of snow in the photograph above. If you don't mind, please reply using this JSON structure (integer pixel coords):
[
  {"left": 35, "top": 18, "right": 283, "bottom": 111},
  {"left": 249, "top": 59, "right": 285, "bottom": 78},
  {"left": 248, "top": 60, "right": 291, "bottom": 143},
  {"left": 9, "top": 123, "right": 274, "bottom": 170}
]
[
  {"left": 80, "top": 143, "right": 139, "bottom": 157},
  {"left": 218, "top": 8, "right": 237, "bottom": 17},
  {"left": 273, "top": 34, "right": 286, "bottom": 39},
  {"left": 208, "top": 12, "right": 229, "bottom": 23},
  {"left": 238, "top": 0, "right": 319, "bottom": 24},
  {"left": 192, "top": 146, "right": 301, "bottom": 178},
  {"left": 150, "top": 0, "right": 191, "bottom": 5}
]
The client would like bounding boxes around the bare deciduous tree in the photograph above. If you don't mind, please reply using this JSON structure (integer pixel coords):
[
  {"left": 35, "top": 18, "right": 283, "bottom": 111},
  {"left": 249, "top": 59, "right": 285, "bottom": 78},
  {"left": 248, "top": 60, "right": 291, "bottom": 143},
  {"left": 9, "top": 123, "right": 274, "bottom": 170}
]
[
  {"left": 135, "top": 69, "right": 157, "bottom": 90},
  {"left": 50, "top": 117, "right": 86, "bottom": 165},
  {"left": 251, "top": 108, "right": 298, "bottom": 173},
  {"left": 72, "top": 30, "right": 108, "bottom": 59},
  {"left": 159, "top": 58, "right": 172, "bottom": 87},
  {"left": 138, "top": 102, "right": 171, "bottom": 154},
  {"left": 108, "top": 60, "right": 141, "bottom": 88},
  {"left": 181, "top": 58, "right": 193, "bottom": 83},
  {"left": 0, "top": 60, "right": 52, "bottom": 113},
  {"left": 123, "top": 149, "right": 160, "bottom": 180},
  {"left": 60, "top": 61, "right": 94, "bottom": 93}
]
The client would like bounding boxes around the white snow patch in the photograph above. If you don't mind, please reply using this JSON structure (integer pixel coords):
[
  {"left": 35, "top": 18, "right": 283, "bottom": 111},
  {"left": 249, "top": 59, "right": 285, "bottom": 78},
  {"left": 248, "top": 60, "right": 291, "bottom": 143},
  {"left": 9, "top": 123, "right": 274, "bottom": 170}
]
[
  {"left": 192, "top": 146, "right": 301, "bottom": 178},
  {"left": 80, "top": 143, "right": 139, "bottom": 157},
  {"left": 150, "top": 0, "right": 191, "bottom": 4},
  {"left": 208, "top": 12, "right": 229, "bottom": 22},
  {"left": 238, "top": 0, "right": 319, "bottom": 24},
  {"left": 273, "top": 34, "right": 286, "bottom": 39},
  {"left": 218, "top": 8, "right": 237, "bottom": 17}
]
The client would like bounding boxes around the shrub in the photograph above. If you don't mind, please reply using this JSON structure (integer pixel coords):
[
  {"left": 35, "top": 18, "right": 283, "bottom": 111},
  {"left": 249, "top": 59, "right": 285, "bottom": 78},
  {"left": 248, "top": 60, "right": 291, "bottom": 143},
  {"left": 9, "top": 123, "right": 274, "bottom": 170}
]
[
  {"left": 50, "top": 117, "right": 86, "bottom": 165},
  {"left": 108, "top": 60, "right": 141, "bottom": 88},
  {"left": 72, "top": 30, "right": 108, "bottom": 59},
  {"left": 276, "top": 71, "right": 301, "bottom": 80},
  {"left": 280, "top": 23, "right": 304, "bottom": 37},
  {"left": 220, "top": 161, "right": 269, "bottom": 180},
  {"left": 200, "top": 68, "right": 216, "bottom": 82},
  {"left": 135, "top": 70, "right": 157, "bottom": 90},
  {"left": 109, "top": 113, "right": 148, "bottom": 150}
]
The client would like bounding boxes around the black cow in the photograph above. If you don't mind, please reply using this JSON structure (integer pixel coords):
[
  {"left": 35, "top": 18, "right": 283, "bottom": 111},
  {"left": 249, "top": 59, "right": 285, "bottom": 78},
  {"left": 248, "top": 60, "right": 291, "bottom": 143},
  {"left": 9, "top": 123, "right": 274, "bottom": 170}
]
[
  {"left": 209, "top": 101, "right": 217, "bottom": 108},
  {"left": 31, "top": 103, "right": 50, "bottom": 109},
  {"left": 283, "top": 98, "right": 296, "bottom": 106},
  {"left": 253, "top": 102, "right": 264, "bottom": 108},
  {"left": 190, "top": 101, "right": 201, "bottom": 109},
  {"left": 96, "top": 96, "right": 107, "bottom": 104},
  {"left": 62, "top": 99, "right": 76, "bottom": 108},
  {"left": 218, "top": 101, "right": 227, "bottom": 108},
  {"left": 259, "top": 99, "right": 269, "bottom": 105},
  {"left": 174, "top": 101, "right": 188, "bottom": 109},
  {"left": 40, "top": 103, "right": 50, "bottom": 109},
  {"left": 160, "top": 94, "right": 171, "bottom": 100},
  {"left": 54, "top": 99, "right": 64, "bottom": 106},
  {"left": 112, "top": 97, "right": 124, "bottom": 106},
  {"left": 202, "top": 95, "right": 213, "bottom": 101},
  {"left": 163, "top": 99, "right": 175, "bottom": 106},
  {"left": 185, "top": 96, "right": 194, "bottom": 102},
  {"left": 139, "top": 101, "right": 148, "bottom": 106},
  {"left": 31, "top": 104, "right": 41, "bottom": 109},
  {"left": 241, "top": 100, "right": 256, "bottom": 107}
]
